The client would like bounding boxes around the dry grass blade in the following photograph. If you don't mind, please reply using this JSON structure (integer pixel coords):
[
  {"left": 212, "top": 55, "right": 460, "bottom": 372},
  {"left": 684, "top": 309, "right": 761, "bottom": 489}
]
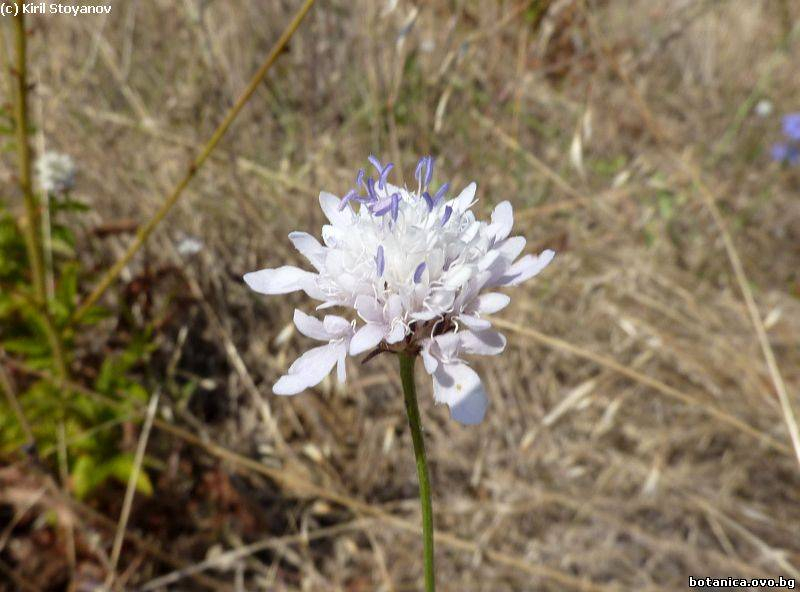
[
  {"left": 679, "top": 160, "right": 800, "bottom": 468},
  {"left": 103, "top": 391, "right": 160, "bottom": 591},
  {"left": 11, "top": 360, "right": 616, "bottom": 591},
  {"left": 136, "top": 520, "right": 373, "bottom": 592},
  {"left": 71, "top": 0, "right": 317, "bottom": 323},
  {"left": 472, "top": 108, "right": 588, "bottom": 203},
  {"left": 582, "top": 9, "right": 800, "bottom": 469},
  {"left": 492, "top": 317, "right": 791, "bottom": 456}
]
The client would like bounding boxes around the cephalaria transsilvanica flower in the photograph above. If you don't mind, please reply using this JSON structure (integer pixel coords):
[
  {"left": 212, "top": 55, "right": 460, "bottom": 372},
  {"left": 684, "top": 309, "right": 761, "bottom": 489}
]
[{"left": 244, "top": 156, "right": 554, "bottom": 425}]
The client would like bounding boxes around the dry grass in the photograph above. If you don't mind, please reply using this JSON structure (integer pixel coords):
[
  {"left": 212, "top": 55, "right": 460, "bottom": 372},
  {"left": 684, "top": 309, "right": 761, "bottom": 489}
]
[{"left": 3, "top": 0, "right": 800, "bottom": 590}]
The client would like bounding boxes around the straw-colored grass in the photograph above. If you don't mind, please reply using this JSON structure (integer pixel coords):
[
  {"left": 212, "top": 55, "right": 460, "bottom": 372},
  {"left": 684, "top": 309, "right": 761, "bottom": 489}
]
[{"left": 2, "top": 0, "right": 799, "bottom": 589}]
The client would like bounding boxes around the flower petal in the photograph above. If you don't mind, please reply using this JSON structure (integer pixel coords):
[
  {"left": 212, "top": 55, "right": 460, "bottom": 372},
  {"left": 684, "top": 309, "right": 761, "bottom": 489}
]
[
  {"left": 459, "top": 314, "right": 492, "bottom": 330},
  {"left": 320, "top": 191, "right": 352, "bottom": 226},
  {"left": 244, "top": 266, "right": 314, "bottom": 295},
  {"left": 349, "top": 323, "right": 385, "bottom": 355},
  {"left": 494, "top": 236, "right": 527, "bottom": 264},
  {"left": 488, "top": 201, "right": 513, "bottom": 241},
  {"left": 420, "top": 342, "right": 439, "bottom": 374},
  {"left": 386, "top": 321, "right": 406, "bottom": 343},
  {"left": 499, "top": 249, "right": 555, "bottom": 286},
  {"left": 293, "top": 309, "right": 329, "bottom": 341},
  {"left": 289, "top": 232, "right": 326, "bottom": 270},
  {"left": 323, "top": 315, "right": 352, "bottom": 337},
  {"left": 451, "top": 182, "right": 477, "bottom": 212},
  {"left": 273, "top": 343, "right": 340, "bottom": 395},
  {"left": 475, "top": 292, "right": 511, "bottom": 314},
  {"left": 336, "top": 344, "right": 348, "bottom": 382},
  {"left": 432, "top": 363, "right": 488, "bottom": 425},
  {"left": 354, "top": 295, "right": 384, "bottom": 323},
  {"left": 460, "top": 328, "right": 506, "bottom": 356}
]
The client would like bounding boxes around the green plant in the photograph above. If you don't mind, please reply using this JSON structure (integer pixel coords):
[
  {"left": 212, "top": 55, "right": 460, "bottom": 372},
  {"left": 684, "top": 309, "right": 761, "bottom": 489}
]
[{"left": 0, "top": 14, "right": 154, "bottom": 500}]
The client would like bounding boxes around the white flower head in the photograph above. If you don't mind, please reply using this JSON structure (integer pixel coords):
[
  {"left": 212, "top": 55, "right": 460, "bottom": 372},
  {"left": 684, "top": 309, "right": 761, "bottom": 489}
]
[
  {"left": 36, "top": 151, "right": 76, "bottom": 194},
  {"left": 245, "top": 156, "right": 554, "bottom": 425}
]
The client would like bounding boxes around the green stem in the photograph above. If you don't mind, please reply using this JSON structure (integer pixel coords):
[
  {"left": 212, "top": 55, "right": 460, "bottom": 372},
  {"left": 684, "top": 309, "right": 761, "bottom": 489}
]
[
  {"left": 12, "top": 10, "right": 46, "bottom": 305},
  {"left": 10, "top": 13, "right": 68, "bottom": 382},
  {"left": 398, "top": 353, "right": 435, "bottom": 592}
]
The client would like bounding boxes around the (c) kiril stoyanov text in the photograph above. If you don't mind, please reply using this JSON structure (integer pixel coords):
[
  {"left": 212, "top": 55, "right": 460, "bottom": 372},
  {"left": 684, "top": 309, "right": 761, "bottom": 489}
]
[{"left": 4, "top": 2, "right": 111, "bottom": 16}]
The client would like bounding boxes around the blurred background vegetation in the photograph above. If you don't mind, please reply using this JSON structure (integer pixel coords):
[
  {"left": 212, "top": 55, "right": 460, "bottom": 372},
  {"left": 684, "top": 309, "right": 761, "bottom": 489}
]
[{"left": 1, "top": 0, "right": 799, "bottom": 590}]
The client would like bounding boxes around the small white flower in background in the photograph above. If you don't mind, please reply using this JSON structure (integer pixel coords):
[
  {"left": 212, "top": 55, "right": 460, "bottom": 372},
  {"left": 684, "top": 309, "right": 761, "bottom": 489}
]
[
  {"left": 755, "top": 99, "right": 773, "bottom": 118},
  {"left": 35, "top": 151, "right": 76, "bottom": 194},
  {"left": 244, "top": 156, "right": 555, "bottom": 425},
  {"left": 177, "top": 236, "right": 204, "bottom": 256}
]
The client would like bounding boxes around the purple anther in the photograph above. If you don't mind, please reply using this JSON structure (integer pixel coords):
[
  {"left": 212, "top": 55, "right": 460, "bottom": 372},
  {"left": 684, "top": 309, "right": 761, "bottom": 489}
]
[
  {"left": 441, "top": 205, "right": 453, "bottom": 226},
  {"left": 390, "top": 193, "right": 400, "bottom": 221},
  {"left": 371, "top": 197, "right": 393, "bottom": 216},
  {"left": 379, "top": 163, "right": 394, "bottom": 189},
  {"left": 375, "top": 245, "right": 385, "bottom": 277},
  {"left": 368, "top": 155, "right": 383, "bottom": 174},
  {"left": 414, "top": 157, "right": 426, "bottom": 185},
  {"left": 422, "top": 191, "right": 434, "bottom": 211},
  {"left": 431, "top": 182, "right": 449, "bottom": 206},
  {"left": 338, "top": 189, "right": 358, "bottom": 211},
  {"left": 424, "top": 156, "right": 435, "bottom": 187},
  {"left": 413, "top": 262, "right": 426, "bottom": 283},
  {"left": 366, "top": 177, "right": 378, "bottom": 201}
]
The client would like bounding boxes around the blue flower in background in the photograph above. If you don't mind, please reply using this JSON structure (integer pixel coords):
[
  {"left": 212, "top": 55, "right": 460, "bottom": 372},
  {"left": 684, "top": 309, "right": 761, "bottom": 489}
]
[
  {"left": 771, "top": 142, "right": 800, "bottom": 165},
  {"left": 772, "top": 112, "right": 800, "bottom": 165},
  {"left": 782, "top": 113, "right": 800, "bottom": 141}
]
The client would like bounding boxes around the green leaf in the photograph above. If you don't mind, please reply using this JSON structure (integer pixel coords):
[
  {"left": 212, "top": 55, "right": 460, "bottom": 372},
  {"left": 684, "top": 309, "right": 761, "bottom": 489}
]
[
  {"left": 2, "top": 337, "right": 49, "bottom": 357},
  {"left": 56, "top": 262, "right": 79, "bottom": 312},
  {"left": 72, "top": 454, "right": 101, "bottom": 500},
  {"left": 78, "top": 305, "right": 112, "bottom": 325},
  {"left": 104, "top": 454, "right": 154, "bottom": 496}
]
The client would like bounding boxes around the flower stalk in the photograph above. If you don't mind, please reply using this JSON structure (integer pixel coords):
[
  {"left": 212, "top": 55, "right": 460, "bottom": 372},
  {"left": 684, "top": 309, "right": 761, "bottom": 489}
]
[
  {"left": 11, "top": 12, "right": 68, "bottom": 382},
  {"left": 12, "top": 11, "right": 46, "bottom": 305},
  {"left": 399, "top": 352, "right": 435, "bottom": 592}
]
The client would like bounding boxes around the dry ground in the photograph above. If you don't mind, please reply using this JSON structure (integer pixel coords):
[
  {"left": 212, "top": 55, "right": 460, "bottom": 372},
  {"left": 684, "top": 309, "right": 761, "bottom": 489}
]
[{"left": 2, "top": 0, "right": 800, "bottom": 590}]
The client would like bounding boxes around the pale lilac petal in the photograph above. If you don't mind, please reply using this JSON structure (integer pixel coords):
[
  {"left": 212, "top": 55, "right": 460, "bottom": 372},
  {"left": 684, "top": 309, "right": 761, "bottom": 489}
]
[
  {"left": 336, "top": 344, "right": 347, "bottom": 382},
  {"left": 273, "top": 343, "right": 340, "bottom": 395},
  {"left": 349, "top": 323, "right": 385, "bottom": 355},
  {"left": 320, "top": 191, "right": 352, "bottom": 226},
  {"left": 355, "top": 295, "right": 383, "bottom": 323},
  {"left": 420, "top": 343, "right": 439, "bottom": 374},
  {"left": 431, "top": 332, "right": 461, "bottom": 359},
  {"left": 293, "top": 309, "right": 330, "bottom": 341},
  {"left": 475, "top": 292, "right": 510, "bottom": 314},
  {"left": 460, "top": 328, "right": 506, "bottom": 356},
  {"left": 451, "top": 182, "right": 477, "bottom": 212},
  {"left": 244, "top": 266, "right": 314, "bottom": 295},
  {"left": 386, "top": 322, "right": 406, "bottom": 343},
  {"left": 442, "top": 265, "right": 474, "bottom": 290},
  {"left": 500, "top": 249, "right": 555, "bottom": 286},
  {"left": 432, "top": 363, "right": 488, "bottom": 425},
  {"left": 323, "top": 315, "right": 353, "bottom": 337},
  {"left": 289, "top": 232, "right": 326, "bottom": 270},
  {"left": 459, "top": 314, "right": 492, "bottom": 330},
  {"left": 386, "top": 294, "right": 404, "bottom": 319},
  {"left": 488, "top": 201, "right": 513, "bottom": 241}
]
